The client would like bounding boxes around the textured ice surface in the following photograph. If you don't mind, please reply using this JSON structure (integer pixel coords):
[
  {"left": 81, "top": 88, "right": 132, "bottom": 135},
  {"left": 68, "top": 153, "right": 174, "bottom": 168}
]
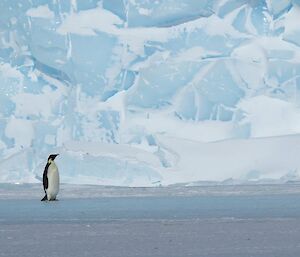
[
  {"left": 1, "top": 184, "right": 300, "bottom": 257},
  {"left": 3, "top": 219, "right": 300, "bottom": 257},
  {"left": 1, "top": 1, "right": 300, "bottom": 185}
]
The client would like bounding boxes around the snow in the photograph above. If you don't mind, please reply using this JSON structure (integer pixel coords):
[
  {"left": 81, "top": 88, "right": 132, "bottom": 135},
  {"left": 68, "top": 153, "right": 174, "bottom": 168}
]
[
  {"left": 0, "top": 63, "right": 23, "bottom": 82},
  {"left": 57, "top": 7, "right": 123, "bottom": 36},
  {"left": 1, "top": 1, "right": 300, "bottom": 186},
  {"left": 1, "top": 184, "right": 300, "bottom": 257},
  {"left": 238, "top": 96, "right": 300, "bottom": 137},
  {"left": 283, "top": 5, "right": 300, "bottom": 46},
  {"left": 2, "top": 216, "right": 300, "bottom": 257},
  {"left": 159, "top": 134, "right": 300, "bottom": 184},
  {"left": 26, "top": 5, "right": 55, "bottom": 19},
  {"left": 4, "top": 118, "right": 34, "bottom": 149}
]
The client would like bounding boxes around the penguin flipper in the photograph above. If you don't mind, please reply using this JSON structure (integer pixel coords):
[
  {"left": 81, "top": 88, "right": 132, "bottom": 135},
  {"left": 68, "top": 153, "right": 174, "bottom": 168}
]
[
  {"left": 41, "top": 194, "right": 47, "bottom": 201},
  {"left": 43, "top": 163, "right": 49, "bottom": 191}
]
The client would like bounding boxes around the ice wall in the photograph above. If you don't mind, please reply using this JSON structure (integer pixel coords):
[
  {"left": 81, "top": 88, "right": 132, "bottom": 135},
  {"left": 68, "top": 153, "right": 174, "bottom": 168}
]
[{"left": 0, "top": 0, "right": 300, "bottom": 186}]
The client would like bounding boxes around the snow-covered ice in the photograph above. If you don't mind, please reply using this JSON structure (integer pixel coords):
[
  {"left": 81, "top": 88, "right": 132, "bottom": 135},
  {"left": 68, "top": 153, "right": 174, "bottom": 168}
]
[
  {"left": 1, "top": 184, "right": 300, "bottom": 257},
  {"left": 1, "top": 1, "right": 300, "bottom": 186}
]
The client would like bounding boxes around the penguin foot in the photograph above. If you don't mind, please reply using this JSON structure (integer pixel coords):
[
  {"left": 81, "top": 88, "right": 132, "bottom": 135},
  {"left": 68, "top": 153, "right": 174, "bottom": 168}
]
[
  {"left": 48, "top": 198, "right": 58, "bottom": 201},
  {"left": 41, "top": 195, "right": 47, "bottom": 201}
]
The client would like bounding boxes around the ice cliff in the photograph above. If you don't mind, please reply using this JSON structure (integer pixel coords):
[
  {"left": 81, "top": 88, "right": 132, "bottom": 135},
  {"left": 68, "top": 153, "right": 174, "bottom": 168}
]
[{"left": 1, "top": 0, "right": 300, "bottom": 186}]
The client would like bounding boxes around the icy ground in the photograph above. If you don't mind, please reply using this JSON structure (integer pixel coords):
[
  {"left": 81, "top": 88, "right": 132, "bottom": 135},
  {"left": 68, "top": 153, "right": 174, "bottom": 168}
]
[{"left": 1, "top": 184, "right": 300, "bottom": 257}]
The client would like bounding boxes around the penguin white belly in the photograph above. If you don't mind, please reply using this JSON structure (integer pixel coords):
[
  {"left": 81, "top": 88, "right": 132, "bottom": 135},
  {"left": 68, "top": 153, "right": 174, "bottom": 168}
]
[{"left": 46, "top": 163, "right": 59, "bottom": 200}]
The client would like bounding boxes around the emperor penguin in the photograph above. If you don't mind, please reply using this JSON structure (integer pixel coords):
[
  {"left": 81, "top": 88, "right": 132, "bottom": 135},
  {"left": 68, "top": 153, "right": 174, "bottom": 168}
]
[{"left": 41, "top": 154, "right": 60, "bottom": 201}]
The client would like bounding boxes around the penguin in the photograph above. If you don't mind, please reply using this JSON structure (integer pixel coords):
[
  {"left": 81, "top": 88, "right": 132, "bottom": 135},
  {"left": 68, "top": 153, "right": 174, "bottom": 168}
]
[{"left": 41, "top": 154, "right": 60, "bottom": 201}]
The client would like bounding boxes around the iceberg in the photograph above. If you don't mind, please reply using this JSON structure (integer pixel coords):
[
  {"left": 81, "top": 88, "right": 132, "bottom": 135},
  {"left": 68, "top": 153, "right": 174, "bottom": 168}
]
[{"left": 0, "top": 0, "right": 300, "bottom": 186}]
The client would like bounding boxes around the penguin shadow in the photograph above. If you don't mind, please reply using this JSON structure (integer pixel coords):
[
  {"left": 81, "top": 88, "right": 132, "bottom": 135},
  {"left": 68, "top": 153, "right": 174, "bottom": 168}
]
[
  {"left": 41, "top": 198, "right": 60, "bottom": 203},
  {"left": 41, "top": 195, "right": 60, "bottom": 202},
  {"left": 41, "top": 199, "right": 59, "bottom": 202}
]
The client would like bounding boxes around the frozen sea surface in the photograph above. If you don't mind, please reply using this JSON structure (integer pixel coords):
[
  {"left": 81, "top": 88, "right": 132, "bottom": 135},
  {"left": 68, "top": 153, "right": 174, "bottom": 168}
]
[{"left": 1, "top": 184, "right": 300, "bottom": 257}]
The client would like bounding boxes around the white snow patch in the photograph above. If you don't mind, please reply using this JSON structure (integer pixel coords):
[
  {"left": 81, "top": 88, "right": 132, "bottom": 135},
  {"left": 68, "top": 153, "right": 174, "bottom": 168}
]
[
  {"left": 26, "top": 5, "right": 54, "bottom": 19},
  {"left": 138, "top": 8, "right": 153, "bottom": 16},
  {"left": 0, "top": 62, "right": 23, "bottom": 81},
  {"left": 63, "top": 140, "right": 161, "bottom": 168},
  {"left": 282, "top": 5, "right": 300, "bottom": 46},
  {"left": 238, "top": 95, "right": 300, "bottom": 137},
  {"left": 158, "top": 134, "right": 300, "bottom": 185},
  {"left": 5, "top": 118, "right": 34, "bottom": 148},
  {"left": 285, "top": 7, "right": 300, "bottom": 31},
  {"left": 12, "top": 93, "right": 52, "bottom": 119},
  {"left": 231, "top": 41, "right": 267, "bottom": 90},
  {"left": 127, "top": 112, "right": 235, "bottom": 143},
  {"left": 57, "top": 7, "right": 123, "bottom": 36},
  {"left": 12, "top": 85, "right": 66, "bottom": 119}
]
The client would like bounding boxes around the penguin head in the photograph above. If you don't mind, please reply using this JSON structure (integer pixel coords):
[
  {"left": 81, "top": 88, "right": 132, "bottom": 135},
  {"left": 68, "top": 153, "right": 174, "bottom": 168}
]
[{"left": 48, "top": 154, "right": 59, "bottom": 162}]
